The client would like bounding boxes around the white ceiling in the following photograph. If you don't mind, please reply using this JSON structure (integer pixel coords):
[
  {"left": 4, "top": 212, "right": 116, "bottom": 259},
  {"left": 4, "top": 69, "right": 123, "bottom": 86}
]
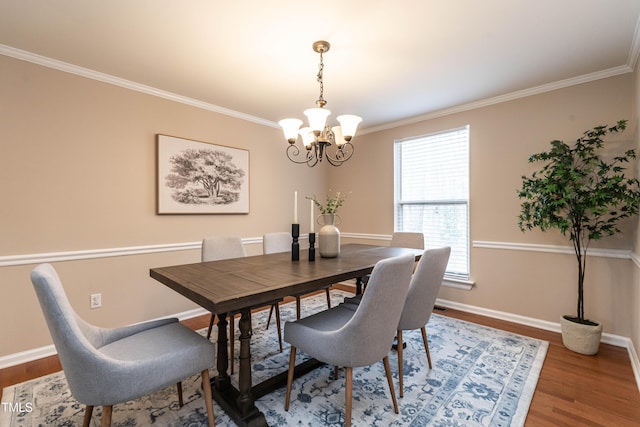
[{"left": 1, "top": 1, "right": 640, "bottom": 133}]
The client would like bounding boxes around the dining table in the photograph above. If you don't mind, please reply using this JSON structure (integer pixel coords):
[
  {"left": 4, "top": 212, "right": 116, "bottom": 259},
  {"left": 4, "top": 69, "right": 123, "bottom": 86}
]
[{"left": 149, "top": 243, "right": 423, "bottom": 427}]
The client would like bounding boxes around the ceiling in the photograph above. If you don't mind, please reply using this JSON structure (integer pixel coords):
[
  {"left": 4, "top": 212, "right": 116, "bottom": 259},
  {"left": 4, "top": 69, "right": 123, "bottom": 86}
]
[{"left": 1, "top": 1, "right": 640, "bottom": 133}]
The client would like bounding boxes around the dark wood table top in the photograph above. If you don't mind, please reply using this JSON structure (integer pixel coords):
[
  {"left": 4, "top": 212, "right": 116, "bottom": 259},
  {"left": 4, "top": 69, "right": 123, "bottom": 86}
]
[{"left": 150, "top": 243, "right": 423, "bottom": 314}]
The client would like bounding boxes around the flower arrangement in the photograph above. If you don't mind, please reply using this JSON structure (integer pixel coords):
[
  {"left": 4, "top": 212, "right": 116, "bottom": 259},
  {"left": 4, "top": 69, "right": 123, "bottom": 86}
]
[{"left": 307, "top": 191, "right": 348, "bottom": 215}]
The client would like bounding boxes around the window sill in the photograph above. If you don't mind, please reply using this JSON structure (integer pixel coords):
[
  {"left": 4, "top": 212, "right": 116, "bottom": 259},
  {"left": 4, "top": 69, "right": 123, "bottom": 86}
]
[{"left": 443, "top": 276, "right": 475, "bottom": 290}]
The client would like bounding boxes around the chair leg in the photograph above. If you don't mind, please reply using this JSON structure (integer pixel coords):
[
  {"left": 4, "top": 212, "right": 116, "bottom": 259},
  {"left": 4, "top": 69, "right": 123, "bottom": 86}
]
[
  {"left": 334, "top": 365, "right": 339, "bottom": 379},
  {"left": 383, "top": 356, "right": 399, "bottom": 414},
  {"left": 325, "top": 287, "right": 331, "bottom": 308},
  {"left": 206, "top": 314, "right": 216, "bottom": 340},
  {"left": 266, "top": 304, "right": 275, "bottom": 329},
  {"left": 421, "top": 326, "right": 433, "bottom": 369},
  {"left": 345, "top": 366, "right": 353, "bottom": 427},
  {"left": 177, "top": 381, "right": 184, "bottom": 407},
  {"left": 201, "top": 369, "right": 216, "bottom": 427},
  {"left": 275, "top": 303, "right": 283, "bottom": 352},
  {"left": 100, "top": 405, "right": 112, "bottom": 427},
  {"left": 83, "top": 405, "right": 93, "bottom": 427},
  {"left": 285, "top": 346, "right": 297, "bottom": 411},
  {"left": 397, "top": 329, "right": 404, "bottom": 398},
  {"left": 295, "top": 295, "right": 301, "bottom": 319},
  {"left": 230, "top": 314, "right": 235, "bottom": 375}
]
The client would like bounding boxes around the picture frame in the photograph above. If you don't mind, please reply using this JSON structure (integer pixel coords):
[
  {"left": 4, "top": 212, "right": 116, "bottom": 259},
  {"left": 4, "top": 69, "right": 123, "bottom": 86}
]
[{"left": 156, "top": 134, "right": 249, "bottom": 214}]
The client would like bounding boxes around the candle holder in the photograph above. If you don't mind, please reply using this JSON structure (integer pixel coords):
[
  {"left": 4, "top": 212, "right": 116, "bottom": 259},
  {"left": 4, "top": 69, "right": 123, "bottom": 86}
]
[
  {"left": 308, "top": 232, "right": 316, "bottom": 262},
  {"left": 291, "top": 223, "right": 300, "bottom": 261}
]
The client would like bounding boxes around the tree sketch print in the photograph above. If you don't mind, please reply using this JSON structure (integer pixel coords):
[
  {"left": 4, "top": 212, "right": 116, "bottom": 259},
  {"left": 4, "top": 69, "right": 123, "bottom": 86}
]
[{"left": 165, "top": 148, "right": 245, "bottom": 205}]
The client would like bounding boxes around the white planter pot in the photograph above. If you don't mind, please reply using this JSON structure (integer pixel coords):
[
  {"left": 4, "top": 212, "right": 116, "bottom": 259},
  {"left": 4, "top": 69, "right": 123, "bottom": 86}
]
[{"left": 560, "top": 315, "right": 603, "bottom": 355}]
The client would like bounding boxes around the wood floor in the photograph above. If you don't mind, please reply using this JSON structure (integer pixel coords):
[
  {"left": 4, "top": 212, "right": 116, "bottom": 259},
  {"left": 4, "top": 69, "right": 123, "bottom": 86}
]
[{"left": 2, "top": 289, "right": 639, "bottom": 426}]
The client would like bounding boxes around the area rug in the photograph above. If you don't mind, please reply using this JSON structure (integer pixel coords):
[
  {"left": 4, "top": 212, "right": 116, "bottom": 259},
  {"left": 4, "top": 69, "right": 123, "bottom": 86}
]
[{"left": 1, "top": 290, "right": 548, "bottom": 426}]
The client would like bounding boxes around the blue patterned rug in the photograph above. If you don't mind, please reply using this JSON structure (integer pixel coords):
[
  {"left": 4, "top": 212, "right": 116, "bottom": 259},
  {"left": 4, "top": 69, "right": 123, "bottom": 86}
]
[{"left": 1, "top": 290, "right": 548, "bottom": 426}]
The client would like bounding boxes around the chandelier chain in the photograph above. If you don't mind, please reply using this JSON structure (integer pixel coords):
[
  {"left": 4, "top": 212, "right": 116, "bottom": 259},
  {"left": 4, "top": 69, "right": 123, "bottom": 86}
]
[{"left": 316, "top": 50, "right": 325, "bottom": 105}]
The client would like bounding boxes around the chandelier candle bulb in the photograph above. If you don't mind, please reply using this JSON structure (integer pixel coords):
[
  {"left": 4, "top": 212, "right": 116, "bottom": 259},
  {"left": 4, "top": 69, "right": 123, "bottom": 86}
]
[
  {"left": 337, "top": 115, "right": 363, "bottom": 141},
  {"left": 279, "top": 119, "right": 303, "bottom": 143}
]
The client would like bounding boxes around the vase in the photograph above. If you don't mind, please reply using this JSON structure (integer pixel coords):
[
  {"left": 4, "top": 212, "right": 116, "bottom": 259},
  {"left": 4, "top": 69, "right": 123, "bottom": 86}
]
[{"left": 318, "top": 214, "right": 341, "bottom": 258}]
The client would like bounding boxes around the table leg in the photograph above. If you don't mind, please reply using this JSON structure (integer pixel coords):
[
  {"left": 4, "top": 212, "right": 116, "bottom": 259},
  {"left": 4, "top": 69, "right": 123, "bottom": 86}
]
[
  {"left": 211, "top": 309, "right": 268, "bottom": 427},
  {"left": 237, "top": 309, "right": 261, "bottom": 418},
  {"left": 355, "top": 277, "right": 364, "bottom": 295},
  {"left": 215, "top": 313, "right": 231, "bottom": 390}
]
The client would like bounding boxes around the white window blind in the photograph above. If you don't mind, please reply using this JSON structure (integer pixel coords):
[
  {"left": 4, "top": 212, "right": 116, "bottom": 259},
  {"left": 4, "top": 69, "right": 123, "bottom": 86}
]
[{"left": 394, "top": 126, "right": 470, "bottom": 278}]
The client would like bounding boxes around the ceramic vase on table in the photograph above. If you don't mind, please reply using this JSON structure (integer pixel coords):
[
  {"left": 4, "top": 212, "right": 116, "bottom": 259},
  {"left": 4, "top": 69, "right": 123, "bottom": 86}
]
[{"left": 318, "top": 214, "right": 340, "bottom": 258}]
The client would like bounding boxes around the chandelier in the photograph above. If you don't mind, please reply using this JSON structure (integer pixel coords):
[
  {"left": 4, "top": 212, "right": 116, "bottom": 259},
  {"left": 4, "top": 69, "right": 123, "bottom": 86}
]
[{"left": 279, "top": 41, "right": 362, "bottom": 167}]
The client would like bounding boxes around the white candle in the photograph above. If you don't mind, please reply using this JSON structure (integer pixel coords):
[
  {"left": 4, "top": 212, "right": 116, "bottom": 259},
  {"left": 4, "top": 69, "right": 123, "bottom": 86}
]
[
  {"left": 310, "top": 199, "right": 314, "bottom": 233},
  {"left": 294, "top": 191, "right": 298, "bottom": 223}
]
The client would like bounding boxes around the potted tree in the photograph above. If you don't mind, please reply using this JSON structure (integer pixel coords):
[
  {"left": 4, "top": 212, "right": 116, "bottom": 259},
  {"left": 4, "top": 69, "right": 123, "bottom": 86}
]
[{"left": 517, "top": 120, "right": 640, "bottom": 354}]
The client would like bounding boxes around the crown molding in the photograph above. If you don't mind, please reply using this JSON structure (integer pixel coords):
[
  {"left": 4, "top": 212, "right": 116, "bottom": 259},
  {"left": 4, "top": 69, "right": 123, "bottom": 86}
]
[
  {"left": 0, "top": 44, "right": 277, "bottom": 129},
  {"left": 360, "top": 65, "right": 633, "bottom": 135},
  {"left": 2, "top": 37, "right": 637, "bottom": 136},
  {"left": 628, "top": 14, "right": 640, "bottom": 70}
]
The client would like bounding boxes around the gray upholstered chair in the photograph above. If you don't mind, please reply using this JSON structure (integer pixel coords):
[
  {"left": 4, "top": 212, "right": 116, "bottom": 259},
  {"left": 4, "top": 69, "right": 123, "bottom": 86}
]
[
  {"left": 284, "top": 254, "right": 415, "bottom": 427},
  {"left": 390, "top": 231, "right": 425, "bottom": 249},
  {"left": 263, "top": 232, "right": 332, "bottom": 321},
  {"left": 396, "top": 246, "right": 450, "bottom": 397},
  {"left": 358, "top": 231, "right": 424, "bottom": 291},
  {"left": 203, "top": 236, "right": 283, "bottom": 375},
  {"left": 30, "top": 263, "right": 215, "bottom": 427}
]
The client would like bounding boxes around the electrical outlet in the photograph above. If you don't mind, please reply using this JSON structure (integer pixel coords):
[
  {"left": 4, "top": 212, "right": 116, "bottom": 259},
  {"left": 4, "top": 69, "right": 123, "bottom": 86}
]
[{"left": 90, "top": 293, "right": 102, "bottom": 309}]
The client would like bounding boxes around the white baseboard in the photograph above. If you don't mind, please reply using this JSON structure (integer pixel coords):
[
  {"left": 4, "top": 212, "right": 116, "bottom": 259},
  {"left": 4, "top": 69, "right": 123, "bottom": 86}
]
[{"left": 0, "top": 345, "right": 57, "bottom": 370}]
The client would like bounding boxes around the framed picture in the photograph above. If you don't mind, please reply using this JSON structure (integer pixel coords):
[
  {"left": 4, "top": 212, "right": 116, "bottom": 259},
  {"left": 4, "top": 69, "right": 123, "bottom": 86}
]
[{"left": 156, "top": 134, "right": 249, "bottom": 214}]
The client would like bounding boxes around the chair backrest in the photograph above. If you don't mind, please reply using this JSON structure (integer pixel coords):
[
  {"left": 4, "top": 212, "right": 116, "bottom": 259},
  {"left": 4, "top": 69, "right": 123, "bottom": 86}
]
[
  {"left": 202, "top": 236, "right": 246, "bottom": 261},
  {"left": 340, "top": 254, "right": 415, "bottom": 367},
  {"left": 390, "top": 232, "right": 424, "bottom": 249},
  {"left": 397, "top": 246, "right": 451, "bottom": 331},
  {"left": 30, "top": 263, "right": 106, "bottom": 403},
  {"left": 263, "top": 232, "right": 291, "bottom": 254}
]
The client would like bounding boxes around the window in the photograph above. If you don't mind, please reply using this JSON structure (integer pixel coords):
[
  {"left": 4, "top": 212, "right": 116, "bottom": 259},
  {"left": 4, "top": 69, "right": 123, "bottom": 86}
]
[{"left": 394, "top": 126, "right": 469, "bottom": 279}]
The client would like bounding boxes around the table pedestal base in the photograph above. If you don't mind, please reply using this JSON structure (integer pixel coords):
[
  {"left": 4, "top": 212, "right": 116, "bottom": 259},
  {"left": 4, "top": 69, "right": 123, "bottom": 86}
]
[{"left": 211, "top": 358, "right": 324, "bottom": 427}]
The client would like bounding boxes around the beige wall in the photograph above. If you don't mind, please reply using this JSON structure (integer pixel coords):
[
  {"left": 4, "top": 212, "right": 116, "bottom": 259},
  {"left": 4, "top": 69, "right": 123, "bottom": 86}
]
[
  {"left": 0, "top": 55, "right": 328, "bottom": 357},
  {"left": 332, "top": 74, "right": 636, "bottom": 338},
  {"left": 1, "top": 52, "right": 638, "bottom": 363},
  {"left": 632, "top": 65, "right": 640, "bottom": 360}
]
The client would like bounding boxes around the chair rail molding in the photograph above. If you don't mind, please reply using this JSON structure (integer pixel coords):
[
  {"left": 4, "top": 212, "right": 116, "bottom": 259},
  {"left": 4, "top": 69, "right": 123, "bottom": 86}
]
[
  {"left": 632, "top": 251, "right": 640, "bottom": 269},
  {"left": 473, "top": 240, "right": 632, "bottom": 260},
  {"left": 2, "top": 237, "right": 631, "bottom": 268},
  {"left": 0, "top": 238, "right": 264, "bottom": 267}
]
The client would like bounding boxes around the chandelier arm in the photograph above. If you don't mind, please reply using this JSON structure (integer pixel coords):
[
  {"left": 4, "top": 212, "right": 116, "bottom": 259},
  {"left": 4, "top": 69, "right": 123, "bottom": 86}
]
[
  {"left": 286, "top": 144, "right": 320, "bottom": 167},
  {"left": 286, "top": 144, "right": 312, "bottom": 164},
  {"left": 324, "top": 142, "right": 355, "bottom": 167}
]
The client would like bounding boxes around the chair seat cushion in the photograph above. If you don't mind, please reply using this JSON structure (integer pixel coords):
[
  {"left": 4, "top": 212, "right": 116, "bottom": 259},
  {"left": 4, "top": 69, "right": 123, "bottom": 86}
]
[
  {"left": 284, "top": 306, "right": 362, "bottom": 367},
  {"left": 94, "top": 322, "right": 214, "bottom": 405}
]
